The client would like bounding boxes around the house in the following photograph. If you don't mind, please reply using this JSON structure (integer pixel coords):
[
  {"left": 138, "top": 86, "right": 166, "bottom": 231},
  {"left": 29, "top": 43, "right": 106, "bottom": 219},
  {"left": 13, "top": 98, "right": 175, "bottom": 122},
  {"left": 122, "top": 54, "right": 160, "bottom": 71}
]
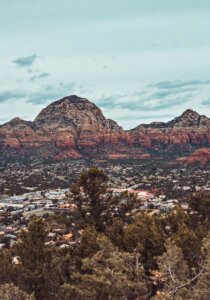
[{"left": 160, "top": 203, "right": 175, "bottom": 212}]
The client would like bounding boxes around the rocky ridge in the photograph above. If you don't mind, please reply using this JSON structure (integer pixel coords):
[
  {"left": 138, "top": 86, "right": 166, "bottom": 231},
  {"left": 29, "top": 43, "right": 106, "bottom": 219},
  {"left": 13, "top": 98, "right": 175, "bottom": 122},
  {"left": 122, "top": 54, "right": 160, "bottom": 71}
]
[{"left": 1, "top": 95, "right": 210, "bottom": 162}]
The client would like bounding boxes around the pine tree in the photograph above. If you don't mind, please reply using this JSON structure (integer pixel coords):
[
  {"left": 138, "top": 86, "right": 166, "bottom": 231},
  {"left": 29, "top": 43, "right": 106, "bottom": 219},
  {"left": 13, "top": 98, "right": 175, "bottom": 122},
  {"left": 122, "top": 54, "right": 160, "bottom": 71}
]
[
  {"left": 124, "top": 213, "right": 165, "bottom": 269},
  {"left": 0, "top": 249, "right": 15, "bottom": 285},
  {"left": 165, "top": 206, "right": 190, "bottom": 234},
  {"left": 77, "top": 225, "right": 100, "bottom": 258},
  {"left": 188, "top": 192, "right": 210, "bottom": 220},
  {"left": 0, "top": 283, "right": 35, "bottom": 300},
  {"left": 154, "top": 239, "right": 189, "bottom": 299},
  {"left": 60, "top": 236, "right": 148, "bottom": 300},
  {"left": 106, "top": 219, "right": 125, "bottom": 249},
  {"left": 71, "top": 167, "right": 110, "bottom": 231},
  {"left": 15, "top": 216, "right": 59, "bottom": 300},
  {"left": 173, "top": 222, "right": 201, "bottom": 268},
  {"left": 189, "top": 232, "right": 210, "bottom": 300}
]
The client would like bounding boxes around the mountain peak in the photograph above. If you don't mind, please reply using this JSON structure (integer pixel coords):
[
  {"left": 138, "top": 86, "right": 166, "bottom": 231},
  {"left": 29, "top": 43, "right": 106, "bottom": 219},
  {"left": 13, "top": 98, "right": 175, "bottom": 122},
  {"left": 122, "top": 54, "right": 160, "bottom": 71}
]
[
  {"left": 50, "top": 95, "right": 90, "bottom": 106},
  {"left": 34, "top": 95, "right": 122, "bottom": 134},
  {"left": 0, "top": 117, "right": 33, "bottom": 130},
  {"left": 167, "top": 109, "right": 209, "bottom": 128},
  {"left": 134, "top": 109, "right": 210, "bottom": 130},
  {"left": 34, "top": 95, "right": 98, "bottom": 124},
  {"left": 10, "top": 117, "right": 25, "bottom": 123},
  {"left": 181, "top": 109, "right": 200, "bottom": 118},
  {"left": 4, "top": 117, "right": 28, "bottom": 126}
]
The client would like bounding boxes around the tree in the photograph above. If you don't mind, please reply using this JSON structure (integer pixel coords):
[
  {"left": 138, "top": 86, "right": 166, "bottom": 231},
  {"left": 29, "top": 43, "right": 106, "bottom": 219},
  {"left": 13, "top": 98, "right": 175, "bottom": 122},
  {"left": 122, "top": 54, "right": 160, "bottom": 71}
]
[
  {"left": 154, "top": 239, "right": 189, "bottom": 300},
  {"left": 173, "top": 222, "right": 201, "bottom": 269},
  {"left": 189, "top": 232, "right": 210, "bottom": 300},
  {"left": 15, "top": 216, "right": 48, "bottom": 270},
  {"left": 164, "top": 206, "right": 190, "bottom": 235},
  {"left": 188, "top": 192, "right": 210, "bottom": 220},
  {"left": 164, "top": 207, "right": 202, "bottom": 269},
  {"left": 60, "top": 236, "right": 148, "bottom": 300},
  {"left": 124, "top": 213, "right": 165, "bottom": 269},
  {"left": 106, "top": 219, "right": 125, "bottom": 250},
  {"left": 15, "top": 216, "right": 59, "bottom": 299},
  {"left": 0, "top": 249, "right": 15, "bottom": 285},
  {"left": 0, "top": 283, "right": 35, "bottom": 300},
  {"left": 71, "top": 168, "right": 110, "bottom": 231},
  {"left": 77, "top": 225, "right": 100, "bottom": 258}
]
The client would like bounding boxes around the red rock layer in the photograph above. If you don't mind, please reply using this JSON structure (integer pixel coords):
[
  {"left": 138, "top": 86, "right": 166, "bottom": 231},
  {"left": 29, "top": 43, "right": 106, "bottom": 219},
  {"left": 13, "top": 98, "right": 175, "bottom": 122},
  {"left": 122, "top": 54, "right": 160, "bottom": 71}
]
[
  {"left": 1, "top": 96, "right": 210, "bottom": 161},
  {"left": 176, "top": 148, "right": 210, "bottom": 165}
]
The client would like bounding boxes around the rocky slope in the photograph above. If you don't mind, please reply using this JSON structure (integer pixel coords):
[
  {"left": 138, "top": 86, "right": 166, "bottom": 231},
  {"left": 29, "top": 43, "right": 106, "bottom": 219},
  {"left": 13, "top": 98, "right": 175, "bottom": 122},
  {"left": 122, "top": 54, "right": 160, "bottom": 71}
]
[
  {"left": 135, "top": 109, "right": 210, "bottom": 129},
  {"left": 1, "top": 95, "right": 210, "bottom": 161},
  {"left": 131, "top": 109, "right": 210, "bottom": 153},
  {"left": 176, "top": 148, "right": 210, "bottom": 165}
]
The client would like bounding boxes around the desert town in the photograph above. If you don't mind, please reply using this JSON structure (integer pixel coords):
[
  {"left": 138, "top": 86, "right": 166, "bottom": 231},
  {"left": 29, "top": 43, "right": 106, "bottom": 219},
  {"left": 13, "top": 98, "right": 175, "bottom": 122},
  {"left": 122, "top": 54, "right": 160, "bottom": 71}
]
[{"left": 0, "top": 176, "right": 190, "bottom": 250}]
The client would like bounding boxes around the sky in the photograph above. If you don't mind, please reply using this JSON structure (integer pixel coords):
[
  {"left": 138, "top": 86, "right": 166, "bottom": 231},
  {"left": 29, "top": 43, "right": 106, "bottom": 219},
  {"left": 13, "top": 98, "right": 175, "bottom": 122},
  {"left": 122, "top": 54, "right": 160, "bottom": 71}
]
[{"left": 1, "top": 0, "right": 210, "bottom": 129}]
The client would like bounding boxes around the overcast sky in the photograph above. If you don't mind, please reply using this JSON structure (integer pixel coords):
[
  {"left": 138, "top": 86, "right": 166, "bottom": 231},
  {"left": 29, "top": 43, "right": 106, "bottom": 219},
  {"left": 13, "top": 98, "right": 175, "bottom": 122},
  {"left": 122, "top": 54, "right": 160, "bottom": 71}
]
[{"left": 1, "top": 0, "right": 210, "bottom": 129}]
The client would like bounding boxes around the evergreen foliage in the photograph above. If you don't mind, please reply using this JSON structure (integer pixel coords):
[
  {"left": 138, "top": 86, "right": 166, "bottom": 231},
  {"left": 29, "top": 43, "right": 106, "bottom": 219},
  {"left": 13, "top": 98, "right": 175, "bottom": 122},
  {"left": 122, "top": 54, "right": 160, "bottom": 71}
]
[{"left": 1, "top": 169, "right": 210, "bottom": 299}]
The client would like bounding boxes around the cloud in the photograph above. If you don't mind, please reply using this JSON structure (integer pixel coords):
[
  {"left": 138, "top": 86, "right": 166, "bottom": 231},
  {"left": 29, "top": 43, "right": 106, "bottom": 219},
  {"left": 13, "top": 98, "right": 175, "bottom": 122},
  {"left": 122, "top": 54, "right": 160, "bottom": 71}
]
[
  {"left": 131, "top": 91, "right": 147, "bottom": 97},
  {"left": 143, "top": 96, "right": 191, "bottom": 111},
  {"left": 202, "top": 98, "right": 210, "bottom": 107},
  {"left": 0, "top": 87, "right": 191, "bottom": 112},
  {"left": 116, "top": 113, "right": 174, "bottom": 121},
  {"left": 0, "top": 90, "right": 26, "bottom": 103},
  {"left": 13, "top": 54, "right": 38, "bottom": 68},
  {"left": 27, "top": 92, "right": 61, "bottom": 105},
  {"left": 149, "top": 79, "right": 210, "bottom": 89},
  {"left": 0, "top": 117, "right": 13, "bottom": 125},
  {"left": 97, "top": 90, "right": 192, "bottom": 112},
  {"left": 149, "top": 87, "right": 197, "bottom": 99},
  {"left": 26, "top": 82, "right": 78, "bottom": 105},
  {"left": 96, "top": 77, "right": 206, "bottom": 115},
  {"left": 29, "top": 72, "right": 50, "bottom": 81},
  {"left": 97, "top": 78, "right": 198, "bottom": 113},
  {"left": 118, "top": 95, "right": 192, "bottom": 111},
  {"left": 96, "top": 95, "right": 120, "bottom": 109},
  {"left": 0, "top": 82, "right": 80, "bottom": 105}
]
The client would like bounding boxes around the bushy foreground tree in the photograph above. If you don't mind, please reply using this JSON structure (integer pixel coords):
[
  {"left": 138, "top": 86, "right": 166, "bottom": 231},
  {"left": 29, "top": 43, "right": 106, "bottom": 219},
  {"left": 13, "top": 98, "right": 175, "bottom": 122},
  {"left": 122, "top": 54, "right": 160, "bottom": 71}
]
[
  {"left": 189, "top": 233, "right": 210, "bottom": 300},
  {"left": 71, "top": 167, "right": 110, "bottom": 230},
  {"left": 71, "top": 167, "right": 136, "bottom": 231},
  {"left": 154, "top": 239, "right": 189, "bottom": 299},
  {"left": 124, "top": 213, "right": 165, "bottom": 269},
  {"left": 59, "top": 236, "right": 149, "bottom": 300},
  {"left": 14, "top": 216, "right": 60, "bottom": 300},
  {"left": 0, "top": 249, "right": 15, "bottom": 285},
  {"left": 0, "top": 283, "right": 35, "bottom": 300}
]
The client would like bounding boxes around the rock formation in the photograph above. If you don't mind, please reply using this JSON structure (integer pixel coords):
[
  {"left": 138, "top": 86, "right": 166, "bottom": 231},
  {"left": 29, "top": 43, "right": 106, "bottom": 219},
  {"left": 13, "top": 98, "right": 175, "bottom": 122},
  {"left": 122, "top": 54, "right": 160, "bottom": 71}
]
[
  {"left": 176, "top": 148, "right": 210, "bottom": 165},
  {"left": 1, "top": 95, "right": 210, "bottom": 162}
]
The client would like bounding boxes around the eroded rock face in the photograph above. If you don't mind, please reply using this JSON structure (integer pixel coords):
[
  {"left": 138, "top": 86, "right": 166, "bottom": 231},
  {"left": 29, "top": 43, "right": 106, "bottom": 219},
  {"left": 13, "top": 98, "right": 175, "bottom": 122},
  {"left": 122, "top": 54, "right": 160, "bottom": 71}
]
[
  {"left": 176, "top": 148, "right": 210, "bottom": 165},
  {"left": 131, "top": 109, "right": 210, "bottom": 153},
  {"left": 1, "top": 95, "right": 210, "bottom": 161},
  {"left": 136, "top": 109, "right": 210, "bottom": 129},
  {"left": 0, "top": 96, "right": 124, "bottom": 160}
]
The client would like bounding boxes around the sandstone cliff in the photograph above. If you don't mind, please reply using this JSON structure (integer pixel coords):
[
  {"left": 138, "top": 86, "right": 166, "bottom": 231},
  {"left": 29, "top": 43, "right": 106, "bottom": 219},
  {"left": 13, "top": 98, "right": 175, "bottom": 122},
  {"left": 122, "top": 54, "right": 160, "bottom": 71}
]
[{"left": 1, "top": 96, "right": 210, "bottom": 162}]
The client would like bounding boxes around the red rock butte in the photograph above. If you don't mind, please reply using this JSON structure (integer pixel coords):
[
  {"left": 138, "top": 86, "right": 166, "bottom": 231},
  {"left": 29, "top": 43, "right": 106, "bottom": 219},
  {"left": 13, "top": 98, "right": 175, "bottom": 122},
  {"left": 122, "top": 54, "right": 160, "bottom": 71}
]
[{"left": 1, "top": 95, "right": 210, "bottom": 163}]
